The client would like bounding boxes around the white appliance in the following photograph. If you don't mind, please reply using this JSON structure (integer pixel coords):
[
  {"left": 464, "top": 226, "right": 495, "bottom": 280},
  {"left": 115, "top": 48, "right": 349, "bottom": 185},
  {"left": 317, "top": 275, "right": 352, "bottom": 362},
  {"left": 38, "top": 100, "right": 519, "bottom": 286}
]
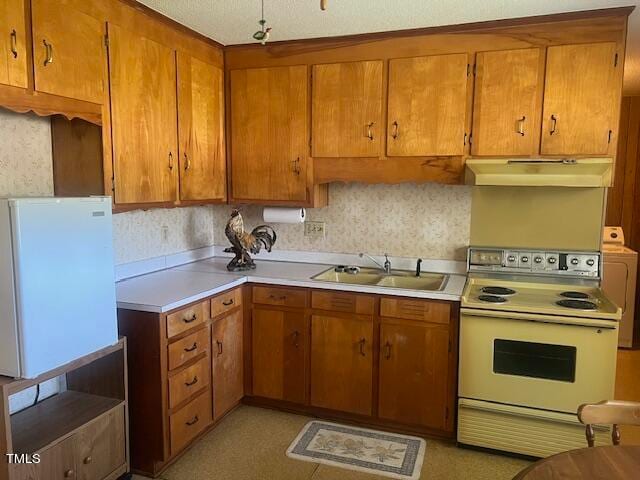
[{"left": 0, "top": 197, "right": 118, "bottom": 379}]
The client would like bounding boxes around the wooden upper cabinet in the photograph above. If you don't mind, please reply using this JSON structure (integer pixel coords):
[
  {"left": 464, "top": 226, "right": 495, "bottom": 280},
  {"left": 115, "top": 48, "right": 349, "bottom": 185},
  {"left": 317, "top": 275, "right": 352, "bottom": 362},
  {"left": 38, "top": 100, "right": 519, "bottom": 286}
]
[
  {"left": 177, "top": 52, "right": 226, "bottom": 202},
  {"left": 230, "top": 65, "right": 309, "bottom": 204},
  {"left": 0, "top": 0, "right": 28, "bottom": 88},
  {"left": 471, "top": 48, "right": 544, "bottom": 156},
  {"left": 312, "top": 60, "right": 383, "bottom": 158},
  {"left": 378, "top": 321, "right": 451, "bottom": 431},
  {"left": 541, "top": 42, "right": 620, "bottom": 156},
  {"left": 252, "top": 308, "right": 308, "bottom": 404},
  {"left": 310, "top": 315, "right": 373, "bottom": 416},
  {"left": 31, "top": 0, "right": 105, "bottom": 104},
  {"left": 387, "top": 53, "right": 470, "bottom": 157},
  {"left": 108, "top": 23, "right": 178, "bottom": 205}
]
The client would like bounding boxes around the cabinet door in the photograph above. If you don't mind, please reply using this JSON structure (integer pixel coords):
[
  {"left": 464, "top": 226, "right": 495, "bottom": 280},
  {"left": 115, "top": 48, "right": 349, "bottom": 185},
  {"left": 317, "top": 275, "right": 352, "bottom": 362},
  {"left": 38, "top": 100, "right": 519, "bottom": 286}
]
[
  {"left": 11, "top": 436, "right": 76, "bottom": 480},
  {"left": 252, "top": 308, "right": 308, "bottom": 404},
  {"left": 312, "top": 60, "right": 383, "bottom": 157},
  {"left": 108, "top": 23, "right": 178, "bottom": 204},
  {"left": 0, "top": 0, "right": 28, "bottom": 88},
  {"left": 31, "top": 0, "right": 105, "bottom": 103},
  {"left": 541, "top": 42, "right": 620, "bottom": 155},
  {"left": 472, "top": 48, "right": 544, "bottom": 156},
  {"left": 74, "top": 406, "right": 126, "bottom": 480},
  {"left": 310, "top": 315, "right": 373, "bottom": 415},
  {"left": 177, "top": 52, "right": 226, "bottom": 202},
  {"left": 387, "top": 53, "right": 469, "bottom": 156},
  {"left": 230, "top": 66, "right": 308, "bottom": 203},
  {"left": 379, "top": 322, "right": 451, "bottom": 430},
  {"left": 212, "top": 311, "right": 244, "bottom": 419}
]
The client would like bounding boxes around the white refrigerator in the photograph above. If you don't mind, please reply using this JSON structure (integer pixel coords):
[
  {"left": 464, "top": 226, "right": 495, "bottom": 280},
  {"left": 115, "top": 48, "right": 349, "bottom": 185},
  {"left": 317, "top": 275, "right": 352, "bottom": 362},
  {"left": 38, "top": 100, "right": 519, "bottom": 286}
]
[{"left": 0, "top": 197, "right": 118, "bottom": 379}]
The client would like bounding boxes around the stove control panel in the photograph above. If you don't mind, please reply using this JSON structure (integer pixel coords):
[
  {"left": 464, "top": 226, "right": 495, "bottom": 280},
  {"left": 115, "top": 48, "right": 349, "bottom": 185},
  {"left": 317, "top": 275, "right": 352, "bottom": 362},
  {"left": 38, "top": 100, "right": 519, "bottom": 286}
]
[{"left": 468, "top": 248, "right": 601, "bottom": 278}]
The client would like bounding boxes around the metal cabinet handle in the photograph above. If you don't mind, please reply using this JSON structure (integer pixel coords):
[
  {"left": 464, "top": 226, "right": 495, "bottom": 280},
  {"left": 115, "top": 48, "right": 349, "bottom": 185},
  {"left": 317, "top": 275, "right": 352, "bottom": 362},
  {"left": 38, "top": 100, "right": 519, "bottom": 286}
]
[
  {"left": 186, "top": 415, "right": 199, "bottom": 426},
  {"left": 10, "top": 30, "right": 18, "bottom": 58},
  {"left": 269, "top": 294, "right": 287, "bottom": 301},
  {"left": 293, "top": 330, "right": 300, "bottom": 348},
  {"left": 216, "top": 340, "right": 223, "bottom": 356},
  {"left": 391, "top": 121, "right": 399, "bottom": 139},
  {"left": 550, "top": 115, "right": 557, "bottom": 135},
  {"left": 83, "top": 456, "right": 92, "bottom": 465},
  {"left": 43, "top": 39, "right": 53, "bottom": 66},
  {"left": 185, "top": 376, "right": 198, "bottom": 387},
  {"left": 358, "top": 338, "right": 366, "bottom": 356},
  {"left": 183, "top": 314, "right": 197, "bottom": 324},
  {"left": 64, "top": 470, "right": 74, "bottom": 478},
  {"left": 222, "top": 299, "right": 234, "bottom": 306},
  {"left": 184, "top": 152, "right": 190, "bottom": 170},
  {"left": 517, "top": 116, "right": 526, "bottom": 136},
  {"left": 292, "top": 157, "right": 301, "bottom": 176},
  {"left": 366, "top": 122, "right": 375, "bottom": 140},
  {"left": 384, "top": 341, "right": 392, "bottom": 360},
  {"left": 169, "top": 152, "right": 174, "bottom": 170},
  {"left": 184, "top": 342, "right": 198, "bottom": 352}
]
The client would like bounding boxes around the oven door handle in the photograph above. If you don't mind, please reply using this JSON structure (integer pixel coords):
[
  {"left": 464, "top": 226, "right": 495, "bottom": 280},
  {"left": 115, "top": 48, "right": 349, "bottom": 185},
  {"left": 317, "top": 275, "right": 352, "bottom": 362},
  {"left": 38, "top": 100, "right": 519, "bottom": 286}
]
[{"left": 460, "top": 307, "right": 617, "bottom": 330}]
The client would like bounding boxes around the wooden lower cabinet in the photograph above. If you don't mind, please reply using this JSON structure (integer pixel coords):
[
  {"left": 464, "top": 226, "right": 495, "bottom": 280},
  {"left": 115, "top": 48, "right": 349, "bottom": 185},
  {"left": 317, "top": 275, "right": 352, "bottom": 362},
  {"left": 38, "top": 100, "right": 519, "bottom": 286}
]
[
  {"left": 212, "top": 311, "right": 244, "bottom": 419},
  {"left": 118, "top": 286, "right": 244, "bottom": 477},
  {"left": 11, "top": 436, "right": 75, "bottom": 480},
  {"left": 378, "top": 321, "right": 451, "bottom": 430},
  {"left": 251, "top": 308, "right": 308, "bottom": 404},
  {"left": 310, "top": 314, "right": 374, "bottom": 416}
]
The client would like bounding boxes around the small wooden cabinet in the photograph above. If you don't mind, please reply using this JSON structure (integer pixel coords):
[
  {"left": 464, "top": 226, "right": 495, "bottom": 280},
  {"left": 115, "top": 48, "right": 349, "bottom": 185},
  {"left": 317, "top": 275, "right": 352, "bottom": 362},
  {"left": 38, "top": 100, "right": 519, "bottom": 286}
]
[
  {"left": 0, "top": 0, "right": 28, "bottom": 88},
  {"left": 310, "top": 314, "right": 374, "bottom": 416},
  {"left": 230, "top": 65, "right": 325, "bottom": 206},
  {"left": 541, "top": 42, "right": 620, "bottom": 156},
  {"left": 108, "top": 23, "right": 178, "bottom": 205},
  {"left": 378, "top": 320, "right": 451, "bottom": 430},
  {"left": 471, "top": 48, "right": 544, "bottom": 156},
  {"left": 212, "top": 310, "right": 244, "bottom": 419},
  {"left": 251, "top": 308, "right": 308, "bottom": 404},
  {"left": 312, "top": 60, "right": 383, "bottom": 158},
  {"left": 31, "top": 0, "right": 106, "bottom": 104},
  {"left": 387, "top": 53, "right": 470, "bottom": 157},
  {"left": 118, "top": 287, "right": 245, "bottom": 477},
  {"left": 177, "top": 52, "right": 226, "bottom": 202}
]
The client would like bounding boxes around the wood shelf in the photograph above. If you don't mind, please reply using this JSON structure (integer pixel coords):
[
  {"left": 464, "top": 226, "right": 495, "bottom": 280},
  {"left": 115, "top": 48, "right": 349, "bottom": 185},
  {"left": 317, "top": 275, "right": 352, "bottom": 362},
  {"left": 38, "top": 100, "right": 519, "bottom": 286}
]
[{"left": 10, "top": 391, "right": 122, "bottom": 454}]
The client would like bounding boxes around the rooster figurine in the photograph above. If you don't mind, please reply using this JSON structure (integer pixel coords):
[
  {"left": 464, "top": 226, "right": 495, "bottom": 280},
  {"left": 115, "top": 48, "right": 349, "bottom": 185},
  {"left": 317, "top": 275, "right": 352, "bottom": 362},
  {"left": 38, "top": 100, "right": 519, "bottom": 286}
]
[{"left": 224, "top": 209, "right": 277, "bottom": 271}]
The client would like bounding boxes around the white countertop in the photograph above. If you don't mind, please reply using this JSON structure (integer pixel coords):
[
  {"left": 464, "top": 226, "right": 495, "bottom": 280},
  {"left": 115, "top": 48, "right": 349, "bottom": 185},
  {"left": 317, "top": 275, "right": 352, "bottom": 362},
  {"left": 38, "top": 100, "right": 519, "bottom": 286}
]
[{"left": 116, "top": 256, "right": 467, "bottom": 313}]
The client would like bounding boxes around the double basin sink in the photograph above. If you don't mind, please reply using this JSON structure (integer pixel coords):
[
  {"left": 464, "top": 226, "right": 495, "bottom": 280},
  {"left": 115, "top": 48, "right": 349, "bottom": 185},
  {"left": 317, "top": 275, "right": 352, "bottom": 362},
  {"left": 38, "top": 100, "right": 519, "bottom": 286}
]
[{"left": 312, "top": 267, "right": 447, "bottom": 292}]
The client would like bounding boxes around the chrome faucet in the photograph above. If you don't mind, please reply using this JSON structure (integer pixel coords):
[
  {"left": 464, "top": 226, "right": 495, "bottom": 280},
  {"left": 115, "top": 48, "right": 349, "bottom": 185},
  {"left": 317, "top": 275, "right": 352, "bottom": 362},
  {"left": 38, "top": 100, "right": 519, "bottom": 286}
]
[{"left": 359, "top": 252, "right": 391, "bottom": 274}]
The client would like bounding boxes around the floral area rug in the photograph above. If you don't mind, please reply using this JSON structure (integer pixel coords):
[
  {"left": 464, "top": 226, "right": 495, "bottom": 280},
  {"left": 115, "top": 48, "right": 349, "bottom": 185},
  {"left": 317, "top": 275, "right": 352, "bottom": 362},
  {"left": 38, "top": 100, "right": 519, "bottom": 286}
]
[{"left": 286, "top": 421, "right": 426, "bottom": 479}]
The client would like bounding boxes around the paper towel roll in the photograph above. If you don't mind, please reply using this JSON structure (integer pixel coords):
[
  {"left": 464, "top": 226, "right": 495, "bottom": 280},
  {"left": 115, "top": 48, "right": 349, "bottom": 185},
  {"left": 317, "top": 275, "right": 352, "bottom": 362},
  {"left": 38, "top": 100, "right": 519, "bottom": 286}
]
[{"left": 263, "top": 207, "right": 306, "bottom": 224}]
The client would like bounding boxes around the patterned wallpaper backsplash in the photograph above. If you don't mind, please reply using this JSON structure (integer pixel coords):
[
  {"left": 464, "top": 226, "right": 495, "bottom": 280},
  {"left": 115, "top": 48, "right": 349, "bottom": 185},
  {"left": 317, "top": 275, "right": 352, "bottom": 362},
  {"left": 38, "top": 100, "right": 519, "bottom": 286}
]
[{"left": 214, "top": 183, "right": 472, "bottom": 261}]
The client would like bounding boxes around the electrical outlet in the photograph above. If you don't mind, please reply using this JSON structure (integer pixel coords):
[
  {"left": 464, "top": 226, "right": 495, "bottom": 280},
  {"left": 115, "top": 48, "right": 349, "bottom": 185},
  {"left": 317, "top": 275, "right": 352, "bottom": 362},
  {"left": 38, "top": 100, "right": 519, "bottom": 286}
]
[
  {"left": 304, "top": 221, "right": 326, "bottom": 239},
  {"left": 161, "top": 225, "right": 169, "bottom": 243}
]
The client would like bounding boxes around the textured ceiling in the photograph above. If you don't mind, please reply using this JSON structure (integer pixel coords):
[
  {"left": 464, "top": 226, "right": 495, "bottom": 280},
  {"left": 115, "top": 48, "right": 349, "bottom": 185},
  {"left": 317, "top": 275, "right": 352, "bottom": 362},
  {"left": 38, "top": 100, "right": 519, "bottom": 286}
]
[{"left": 137, "top": 0, "right": 640, "bottom": 94}]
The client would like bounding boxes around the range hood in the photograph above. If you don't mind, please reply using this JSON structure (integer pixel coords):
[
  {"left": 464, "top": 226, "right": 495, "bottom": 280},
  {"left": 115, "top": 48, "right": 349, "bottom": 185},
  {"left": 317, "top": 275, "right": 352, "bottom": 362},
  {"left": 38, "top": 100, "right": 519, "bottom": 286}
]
[{"left": 465, "top": 158, "right": 613, "bottom": 187}]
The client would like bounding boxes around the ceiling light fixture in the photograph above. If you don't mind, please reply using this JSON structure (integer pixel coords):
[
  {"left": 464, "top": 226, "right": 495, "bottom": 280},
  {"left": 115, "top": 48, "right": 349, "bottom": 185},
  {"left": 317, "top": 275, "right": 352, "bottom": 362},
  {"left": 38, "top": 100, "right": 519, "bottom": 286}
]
[
  {"left": 252, "top": 0, "right": 272, "bottom": 45},
  {"left": 321, "top": 0, "right": 327, "bottom": 10}
]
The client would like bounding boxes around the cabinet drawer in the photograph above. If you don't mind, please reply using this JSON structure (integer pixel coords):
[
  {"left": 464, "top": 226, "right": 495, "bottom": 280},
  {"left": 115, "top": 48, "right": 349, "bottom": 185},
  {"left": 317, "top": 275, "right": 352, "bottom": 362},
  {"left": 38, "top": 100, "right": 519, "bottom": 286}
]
[
  {"left": 167, "top": 301, "right": 207, "bottom": 338},
  {"left": 169, "top": 391, "right": 212, "bottom": 455},
  {"left": 168, "top": 326, "right": 210, "bottom": 371},
  {"left": 380, "top": 298, "right": 450, "bottom": 324},
  {"left": 211, "top": 288, "right": 242, "bottom": 317},
  {"left": 312, "top": 290, "right": 375, "bottom": 315},
  {"left": 169, "top": 356, "right": 210, "bottom": 409},
  {"left": 253, "top": 286, "right": 307, "bottom": 308}
]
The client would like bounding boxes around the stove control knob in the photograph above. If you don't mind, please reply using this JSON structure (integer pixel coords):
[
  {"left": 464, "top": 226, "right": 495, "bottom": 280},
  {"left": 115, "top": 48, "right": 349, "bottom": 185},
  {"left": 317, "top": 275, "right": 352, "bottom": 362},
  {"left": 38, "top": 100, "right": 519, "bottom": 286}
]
[
  {"left": 521, "top": 256, "right": 529, "bottom": 263},
  {"left": 586, "top": 259, "right": 595, "bottom": 267},
  {"left": 571, "top": 258, "right": 580, "bottom": 266},
  {"left": 548, "top": 257, "right": 557, "bottom": 264},
  {"left": 507, "top": 255, "right": 517, "bottom": 262},
  {"left": 534, "top": 256, "right": 543, "bottom": 264}
]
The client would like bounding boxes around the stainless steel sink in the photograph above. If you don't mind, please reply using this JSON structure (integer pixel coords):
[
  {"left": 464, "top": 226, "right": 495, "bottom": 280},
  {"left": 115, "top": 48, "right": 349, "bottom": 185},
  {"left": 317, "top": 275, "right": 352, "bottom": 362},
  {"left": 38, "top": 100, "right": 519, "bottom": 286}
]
[{"left": 311, "top": 267, "right": 447, "bottom": 291}]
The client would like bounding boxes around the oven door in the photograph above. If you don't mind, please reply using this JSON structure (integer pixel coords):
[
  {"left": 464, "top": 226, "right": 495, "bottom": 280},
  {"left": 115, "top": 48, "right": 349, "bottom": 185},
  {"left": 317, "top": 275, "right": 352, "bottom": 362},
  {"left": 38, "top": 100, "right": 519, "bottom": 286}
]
[{"left": 459, "top": 309, "right": 618, "bottom": 414}]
